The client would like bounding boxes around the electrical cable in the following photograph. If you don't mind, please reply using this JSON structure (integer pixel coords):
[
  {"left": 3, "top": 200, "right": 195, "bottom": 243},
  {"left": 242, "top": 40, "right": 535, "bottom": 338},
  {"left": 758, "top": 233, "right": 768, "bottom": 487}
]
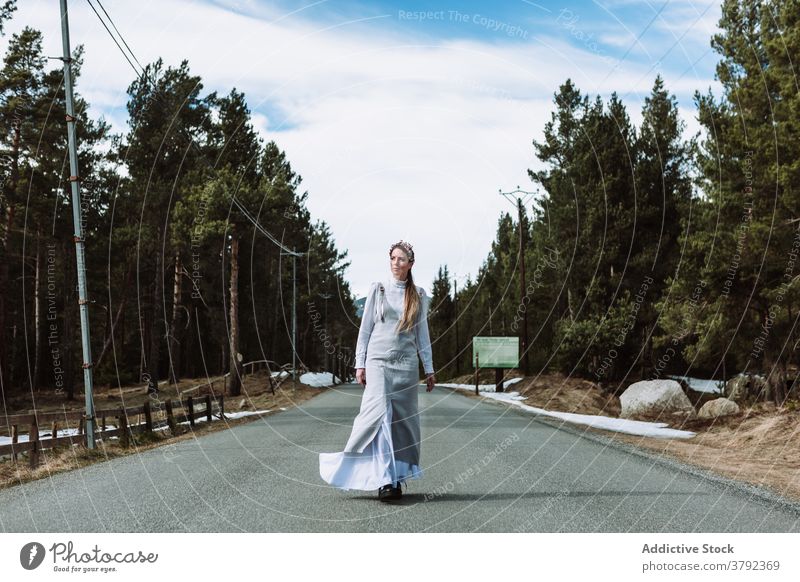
[
  {"left": 83, "top": 0, "right": 302, "bottom": 257},
  {"left": 85, "top": 0, "right": 141, "bottom": 78},
  {"left": 94, "top": 0, "right": 145, "bottom": 72}
]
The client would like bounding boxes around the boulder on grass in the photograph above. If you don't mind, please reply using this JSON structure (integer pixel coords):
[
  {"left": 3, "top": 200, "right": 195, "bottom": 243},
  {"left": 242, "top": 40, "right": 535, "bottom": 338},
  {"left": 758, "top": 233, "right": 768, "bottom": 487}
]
[
  {"left": 620, "top": 379, "right": 696, "bottom": 419},
  {"left": 698, "top": 397, "right": 740, "bottom": 419}
]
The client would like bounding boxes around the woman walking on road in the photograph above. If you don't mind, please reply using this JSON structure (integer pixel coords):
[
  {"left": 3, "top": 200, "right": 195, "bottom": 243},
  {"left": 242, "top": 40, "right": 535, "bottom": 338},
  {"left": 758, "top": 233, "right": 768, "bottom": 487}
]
[{"left": 319, "top": 240, "right": 436, "bottom": 501}]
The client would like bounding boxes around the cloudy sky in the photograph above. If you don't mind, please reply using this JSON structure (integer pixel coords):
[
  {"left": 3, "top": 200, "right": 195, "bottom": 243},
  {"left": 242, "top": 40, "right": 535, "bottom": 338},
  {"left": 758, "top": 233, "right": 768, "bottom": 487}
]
[{"left": 2, "top": 0, "right": 723, "bottom": 299}]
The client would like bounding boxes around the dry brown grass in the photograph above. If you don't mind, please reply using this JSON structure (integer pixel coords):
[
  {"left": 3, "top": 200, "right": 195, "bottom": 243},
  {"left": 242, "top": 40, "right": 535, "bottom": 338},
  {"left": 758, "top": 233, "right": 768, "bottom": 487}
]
[
  {"left": 605, "top": 403, "right": 800, "bottom": 503},
  {"left": 447, "top": 370, "right": 621, "bottom": 417}
]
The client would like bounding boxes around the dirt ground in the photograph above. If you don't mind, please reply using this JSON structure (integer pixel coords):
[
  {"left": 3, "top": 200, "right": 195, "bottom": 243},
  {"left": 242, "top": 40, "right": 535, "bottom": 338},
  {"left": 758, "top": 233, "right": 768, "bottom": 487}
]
[
  {"left": 449, "top": 371, "right": 800, "bottom": 504},
  {"left": 605, "top": 404, "right": 800, "bottom": 504},
  {"left": 0, "top": 371, "right": 325, "bottom": 491}
]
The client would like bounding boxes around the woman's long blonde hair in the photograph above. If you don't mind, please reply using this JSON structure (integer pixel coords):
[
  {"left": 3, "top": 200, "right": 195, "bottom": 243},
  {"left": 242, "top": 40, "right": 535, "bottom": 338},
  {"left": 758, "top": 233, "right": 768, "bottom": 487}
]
[{"left": 390, "top": 242, "right": 421, "bottom": 333}]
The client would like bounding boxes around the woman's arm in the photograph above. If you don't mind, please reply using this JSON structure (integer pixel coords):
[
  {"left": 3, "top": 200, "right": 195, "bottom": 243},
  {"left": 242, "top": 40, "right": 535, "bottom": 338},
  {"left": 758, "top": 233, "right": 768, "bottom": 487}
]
[
  {"left": 354, "top": 282, "right": 379, "bottom": 370},
  {"left": 415, "top": 288, "right": 434, "bottom": 375}
]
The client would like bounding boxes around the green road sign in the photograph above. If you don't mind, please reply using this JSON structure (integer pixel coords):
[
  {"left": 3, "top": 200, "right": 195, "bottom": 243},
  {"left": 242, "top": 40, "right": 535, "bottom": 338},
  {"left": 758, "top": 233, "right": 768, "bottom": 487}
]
[{"left": 472, "top": 336, "right": 519, "bottom": 368}]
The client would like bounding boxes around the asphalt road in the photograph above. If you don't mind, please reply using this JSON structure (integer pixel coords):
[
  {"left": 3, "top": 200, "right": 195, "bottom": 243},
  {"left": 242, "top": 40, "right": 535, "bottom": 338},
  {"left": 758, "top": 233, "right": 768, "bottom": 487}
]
[{"left": 1, "top": 383, "right": 799, "bottom": 532}]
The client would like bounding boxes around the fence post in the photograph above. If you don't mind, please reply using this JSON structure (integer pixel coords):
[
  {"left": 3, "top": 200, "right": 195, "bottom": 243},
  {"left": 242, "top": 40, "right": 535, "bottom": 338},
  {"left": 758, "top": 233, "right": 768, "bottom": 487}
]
[
  {"left": 475, "top": 354, "right": 480, "bottom": 395},
  {"left": 29, "top": 419, "right": 39, "bottom": 469},
  {"left": 187, "top": 396, "right": 195, "bottom": 427},
  {"left": 166, "top": 400, "right": 176, "bottom": 434},
  {"left": 205, "top": 395, "right": 212, "bottom": 423},
  {"left": 219, "top": 395, "right": 225, "bottom": 418},
  {"left": 119, "top": 412, "right": 129, "bottom": 448},
  {"left": 11, "top": 425, "right": 18, "bottom": 462},
  {"left": 143, "top": 400, "right": 153, "bottom": 432}
]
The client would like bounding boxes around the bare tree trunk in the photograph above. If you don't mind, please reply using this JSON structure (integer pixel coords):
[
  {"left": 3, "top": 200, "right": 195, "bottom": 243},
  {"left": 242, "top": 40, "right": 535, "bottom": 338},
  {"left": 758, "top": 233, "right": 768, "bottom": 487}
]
[
  {"left": 271, "top": 253, "right": 280, "bottom": 361},
  {"left": 0, "top": 203, "right": 14, "bottom": 397},
  {"left": 32, "top": 226, "right": 42, "bottom": 391},
  {"left": 95, "top": 261, "right": 133, "bottom": 370},
  {"left": 146, "top": 236, "right": 164, "bottom": 395},
  {"left": 168, "top": 250, "right": 183, "bottom": 386},
  {"left": 227, "top": 227, "right": 241, "bottom": 396},
  {"left": 120, "top": 299, "right": 126, "bottom": 358},
  {"left": 139, "top": 307, "right": 145, "bottom": 383},
  {"left": 63, "top": 240, "right": 75, "bottom": 401}
]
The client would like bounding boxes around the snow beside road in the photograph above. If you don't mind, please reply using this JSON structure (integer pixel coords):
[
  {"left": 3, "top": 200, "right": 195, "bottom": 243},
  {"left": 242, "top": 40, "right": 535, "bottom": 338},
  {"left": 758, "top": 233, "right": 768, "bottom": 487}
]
[
  {"left": 0, "top": 409, "right": 283, "bottom": 446},
  {"left": 669, "top": 375, "right": 724, "bottom": 394},
  {"left": 440, "top": 380, "right": 696, "bottom": 439},
  {"left": 0, "top": 425, "right": 102, "bottom": 445},
  {"left": 300, "top": 372, "right": 340, "bottom": 387},
  {"left": 437, "top": 377, "right": 524, "bottom": 392}
]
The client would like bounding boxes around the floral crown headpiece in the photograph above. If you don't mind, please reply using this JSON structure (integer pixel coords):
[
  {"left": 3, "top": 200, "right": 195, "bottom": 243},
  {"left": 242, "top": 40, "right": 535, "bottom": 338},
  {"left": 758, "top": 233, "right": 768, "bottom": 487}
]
[{"left": 389, "top": 240, "right": 415, "bottom": 262}]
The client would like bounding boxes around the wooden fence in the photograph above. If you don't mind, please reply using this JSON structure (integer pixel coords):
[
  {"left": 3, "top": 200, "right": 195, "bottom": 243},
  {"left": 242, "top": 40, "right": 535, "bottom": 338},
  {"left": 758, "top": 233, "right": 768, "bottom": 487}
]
[
  {"left": 0, "top": 394, "right": 225, "bottom": 469},
  {"left": 177, "top": 361, "right": 293, "bottom": 396}
]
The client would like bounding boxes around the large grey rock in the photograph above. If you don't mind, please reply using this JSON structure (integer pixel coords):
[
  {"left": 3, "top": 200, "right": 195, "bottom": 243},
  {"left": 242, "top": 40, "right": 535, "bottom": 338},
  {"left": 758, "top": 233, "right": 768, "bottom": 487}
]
[
  {"left": 698, "top": 397, "right": 740, "bottom": 419},
  {"left": 620, "top": 379, "right": 696, "bottom": 419}
]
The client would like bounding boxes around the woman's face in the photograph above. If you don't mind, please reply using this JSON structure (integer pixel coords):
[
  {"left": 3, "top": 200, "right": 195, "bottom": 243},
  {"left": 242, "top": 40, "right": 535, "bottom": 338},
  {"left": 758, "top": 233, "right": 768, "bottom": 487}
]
[{"left": 390, "top": 248, "right": 412, "bottom": 280}]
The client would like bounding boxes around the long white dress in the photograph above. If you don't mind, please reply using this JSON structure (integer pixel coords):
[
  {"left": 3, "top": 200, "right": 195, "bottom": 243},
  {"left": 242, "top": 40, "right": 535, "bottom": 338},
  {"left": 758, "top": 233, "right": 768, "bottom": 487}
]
[{"left": 319, "top": 275, "right": 434, "bottom": 491}]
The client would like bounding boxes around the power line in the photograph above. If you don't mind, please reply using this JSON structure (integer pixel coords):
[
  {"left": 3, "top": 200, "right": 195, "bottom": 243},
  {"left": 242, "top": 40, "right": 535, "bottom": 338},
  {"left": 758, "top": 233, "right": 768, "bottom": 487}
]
[
  {"left": 85, "top": 0, "right": 141, "bottom": 78},
  {"left": 617, "top": 0, "right": 718, "bottom": 104},
  {"left": 83, "top": 0, "right": 301, "bottom": 257},
  {"left": 94, "top": 0, "right": 145, "bottom": 72},
  {"left": 231, "top": 195, "right": 302, "bottom": 256},
  {"left": 598, "top": 0, "right": 670, "bottom": 88}
]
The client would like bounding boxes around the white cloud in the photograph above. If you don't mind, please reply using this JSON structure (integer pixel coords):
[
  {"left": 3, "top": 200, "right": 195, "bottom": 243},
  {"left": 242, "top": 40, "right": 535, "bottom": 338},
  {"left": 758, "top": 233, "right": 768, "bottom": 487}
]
[
  {"left": 653, "top": 0, "right": 722, "bottom": 46},
  {"left": 1, "top": 0, "right": 719, "bottom": 299}
]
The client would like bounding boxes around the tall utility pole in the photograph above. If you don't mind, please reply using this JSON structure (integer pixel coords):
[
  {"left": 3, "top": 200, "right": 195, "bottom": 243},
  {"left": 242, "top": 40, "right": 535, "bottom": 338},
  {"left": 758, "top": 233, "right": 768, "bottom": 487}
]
[
  {"left": 488, "top": 292, "right": 493, "bottom": 335},
  {"left": 293, "top": 252, "right": 296, "bottom": 383},
  {"left": 281, "top": 248, "right": 302, "bottom": 384},
  {"left": 453, "top": 277, "right": 460, "bottom": 376},
  {"left": 318, "top": 290, "right": 332, "bottom": 374},
  {"left": 59, "top": 0, "right": 96, "bottom": 448},
  {"left": 499, "top": 186, "right": 536, "bottom": 376}
]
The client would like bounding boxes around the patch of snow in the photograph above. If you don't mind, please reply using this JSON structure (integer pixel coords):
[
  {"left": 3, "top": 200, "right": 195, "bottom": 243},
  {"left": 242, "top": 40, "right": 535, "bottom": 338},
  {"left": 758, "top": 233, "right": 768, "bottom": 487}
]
[
  {"left": 151, "top": 409, "right": 274, "bottom": 431},
  {"left": 437, "top": 377, "right": 523, "bottom": 392},
  {"left": 668, "top": 375, "right": 724, "bottom": 394},
  {"left": 300, "top": 372, "right": 340, "bottom": 387},
  {"left": 0, "top": 425, "right": 118, "bottom": 445},
  {"left": 1, "top": 409, "right": 284, "bottom": 451},
  {"left": 442, "top": 381, "right": 696, "bottom": 439},
  {"left": 222, "top": 410, "right": 273, "bottom": 420}
]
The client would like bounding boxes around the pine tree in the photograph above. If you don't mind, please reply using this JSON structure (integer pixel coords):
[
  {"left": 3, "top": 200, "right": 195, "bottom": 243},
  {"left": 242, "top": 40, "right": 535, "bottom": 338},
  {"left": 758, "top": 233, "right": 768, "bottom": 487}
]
[
  {"left": 123, "top": 58, "right": 212, "bottom": 394},
  {"left": 531, "top": 81, "right": 642, "bottom": 378},
  {"left": 429, "top": 265, "right": 454, "bottom": 377},
  {"left": 208, "top": 88, "right": 261, "bottom": 396},
  {"left": 631, "top": 75, "right": 694, "bottom": 376},
  {"left": 656, "top": 0, "right": 800, "bottom": 402},
  {"left": 0, "top": 27, "right": 47, "bottom": 394}
]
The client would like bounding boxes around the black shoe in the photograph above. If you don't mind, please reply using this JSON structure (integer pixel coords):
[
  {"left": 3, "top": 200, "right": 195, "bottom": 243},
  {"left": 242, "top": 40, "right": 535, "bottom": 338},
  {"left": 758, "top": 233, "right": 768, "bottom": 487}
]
[
  {"left": 393, "top": 482, "right": 404, "bottom": 498},
  {"left": 378, "top": 483, "right": 399, "bottom": 501},
  {"left": 378, "top": 483, "right": 403, "bottom": 501}
]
